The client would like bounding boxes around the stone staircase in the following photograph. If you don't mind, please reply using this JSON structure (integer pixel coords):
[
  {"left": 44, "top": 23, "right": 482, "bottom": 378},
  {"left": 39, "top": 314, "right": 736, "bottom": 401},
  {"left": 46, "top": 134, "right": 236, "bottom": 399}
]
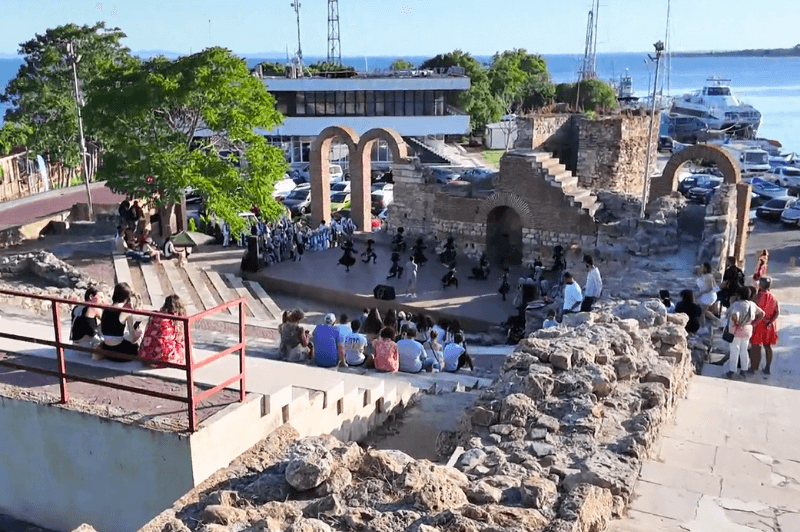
[
  {"left": 113, "top": 254, "right": 282, "bottom": 328},
  {"left": 532, "top": 151, "right": 603, "bottom": 218},
  {"left": 405, "top": 136, "right": 460, "bottom": 166}
]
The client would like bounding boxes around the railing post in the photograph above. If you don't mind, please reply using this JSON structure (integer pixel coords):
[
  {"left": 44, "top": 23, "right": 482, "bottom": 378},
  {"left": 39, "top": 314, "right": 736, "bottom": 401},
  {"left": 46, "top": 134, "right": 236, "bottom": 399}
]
[
  {"left": 51, "top": 302, "right": 68, "bottom": 404},
  {"left": 185, "top": 317, "right": 196, "bottom": 432},
  {"left": 239, "top": 300, "right": 246, "bottom": 403}
]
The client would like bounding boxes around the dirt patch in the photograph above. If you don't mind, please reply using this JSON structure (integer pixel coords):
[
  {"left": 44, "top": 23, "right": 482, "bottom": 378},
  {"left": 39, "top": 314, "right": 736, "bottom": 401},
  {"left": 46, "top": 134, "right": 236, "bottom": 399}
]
[
  {"left": 62, "top": 257, "right": 116, "bottom": 288},
  {"left": 0, "top": 352, "right": 241, "bottom": 432}
]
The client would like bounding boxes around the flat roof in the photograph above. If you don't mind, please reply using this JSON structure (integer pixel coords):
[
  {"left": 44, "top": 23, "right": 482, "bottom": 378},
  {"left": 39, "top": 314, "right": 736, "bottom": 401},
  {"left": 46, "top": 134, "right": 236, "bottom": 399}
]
[{"left": 261, "top": 75, "right": 470, "bottom": 92}]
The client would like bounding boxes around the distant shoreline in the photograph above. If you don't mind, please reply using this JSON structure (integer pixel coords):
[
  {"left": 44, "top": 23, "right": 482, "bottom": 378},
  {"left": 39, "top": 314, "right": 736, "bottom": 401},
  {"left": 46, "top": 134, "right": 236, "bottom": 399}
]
[{"left": 672, "top": 45, "right": 800, "bottom": 58}]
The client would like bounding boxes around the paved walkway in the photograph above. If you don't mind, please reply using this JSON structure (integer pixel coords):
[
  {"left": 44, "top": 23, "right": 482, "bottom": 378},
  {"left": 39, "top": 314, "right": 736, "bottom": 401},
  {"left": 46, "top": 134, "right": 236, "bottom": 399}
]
[{"left": 0, "top": 182, "right": 124, "bottom": 229}]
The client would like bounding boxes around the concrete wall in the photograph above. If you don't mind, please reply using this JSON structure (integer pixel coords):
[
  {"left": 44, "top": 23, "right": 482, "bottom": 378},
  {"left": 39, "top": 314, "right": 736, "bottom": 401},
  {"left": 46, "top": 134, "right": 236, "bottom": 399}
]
[{"left": 0, "top": 395, "right": 194, "bottom": 532}]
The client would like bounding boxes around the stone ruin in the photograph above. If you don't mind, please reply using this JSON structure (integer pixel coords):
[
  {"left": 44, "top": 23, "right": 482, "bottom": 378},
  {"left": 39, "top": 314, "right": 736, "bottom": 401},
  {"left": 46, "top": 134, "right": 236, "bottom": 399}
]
[{"left": 142, "top": 301, "right": 694, "bottom": 532}]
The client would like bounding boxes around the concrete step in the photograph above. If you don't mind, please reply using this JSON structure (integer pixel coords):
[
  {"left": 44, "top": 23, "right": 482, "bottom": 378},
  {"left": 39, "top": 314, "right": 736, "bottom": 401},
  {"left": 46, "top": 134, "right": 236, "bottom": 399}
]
[
  {"left": 112, "top": 254, "right": 134, "bottom": 288},
  {"left": 531, "top": 151, "right": 552, "bottom": 163},
  {"left": 224, "top": 273, "right": 271, "bottom": 321},
  {"left": 139, "top": 261, "right": 165, "bottom": 308},
  {"left": 552, "top": 170, "right": 574, "bottom": 182},
  {"left": 244, "top": 280, "right": 282, "bottom": 321},
  {"left": 205, "top": 271, "right": 238, "bottom": 316},
  {"left": 161, "top": 261, "right": 198, "bottom": 315},
  {"left": 184, "top": 265, "right": 220, "bottom": 311},
  {"left": 558, "top": 176, "right": 580, "bottom": 192}
]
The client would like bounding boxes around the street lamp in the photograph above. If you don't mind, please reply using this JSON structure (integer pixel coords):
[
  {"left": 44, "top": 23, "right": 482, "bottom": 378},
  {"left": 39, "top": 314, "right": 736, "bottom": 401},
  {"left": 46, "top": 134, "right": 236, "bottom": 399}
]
[{"left": 639, "top": 40, "right": 665, "bottom": 219}]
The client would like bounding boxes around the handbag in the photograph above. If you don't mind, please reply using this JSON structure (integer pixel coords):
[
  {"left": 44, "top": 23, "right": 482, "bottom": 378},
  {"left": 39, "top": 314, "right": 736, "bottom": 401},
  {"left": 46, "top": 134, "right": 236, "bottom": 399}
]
[{"left": 721, "top": 325, "right": 734, "bottom": 343}]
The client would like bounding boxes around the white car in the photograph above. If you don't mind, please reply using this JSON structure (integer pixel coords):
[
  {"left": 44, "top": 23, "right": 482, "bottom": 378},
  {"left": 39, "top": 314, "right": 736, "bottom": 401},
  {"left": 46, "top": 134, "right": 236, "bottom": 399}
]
[
  {"left": 272, "top": 177, "right": 297, "bottom": 201},
  {"left": 290, "top": 163, "right": 344, "bottom": 183},
  {"left": 770, "top": 166, "right": 800, "bottom": 189}
]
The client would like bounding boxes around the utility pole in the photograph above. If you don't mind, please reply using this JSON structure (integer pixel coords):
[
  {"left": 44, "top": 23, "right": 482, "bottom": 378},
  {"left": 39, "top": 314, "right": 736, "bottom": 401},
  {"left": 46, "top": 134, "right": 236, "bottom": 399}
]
[
  {"left": 327, "top": 0, "right": 342, "bottom": 65},
  {"left": 291, "top": 1, "right": 303, "bottom": 61},
  {"left": 640, "top": 41, "right": 665, "bottom": 219},
  {"left": 66, "top": 41, "right": 94, "bottom": 220}
]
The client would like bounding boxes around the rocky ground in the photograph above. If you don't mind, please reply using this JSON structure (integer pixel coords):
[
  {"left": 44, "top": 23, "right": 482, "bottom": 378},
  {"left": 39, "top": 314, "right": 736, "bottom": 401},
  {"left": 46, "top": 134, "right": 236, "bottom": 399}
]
[{"left": 137, "top": 300, "right": 694, "bottom": 532}]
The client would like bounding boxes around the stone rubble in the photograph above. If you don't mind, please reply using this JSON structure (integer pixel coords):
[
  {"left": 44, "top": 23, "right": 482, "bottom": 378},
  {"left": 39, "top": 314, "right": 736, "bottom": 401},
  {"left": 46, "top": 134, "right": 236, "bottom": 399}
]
[{"left": 149, "top": 301, "right": 693, "bottom": 532}]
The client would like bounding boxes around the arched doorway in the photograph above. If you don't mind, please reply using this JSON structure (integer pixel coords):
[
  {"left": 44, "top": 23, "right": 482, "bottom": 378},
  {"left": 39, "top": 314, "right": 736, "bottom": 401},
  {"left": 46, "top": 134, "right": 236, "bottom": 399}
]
[
  {"left": 353, "top": 128, "right": 409, "bottom": 233},
  {"left": 486, "top": 206, "right": 523, "bottom": 267},
  {"left": 653, "top": 144, "right": 741, "bottom": 199},
  {"left": 309, "top": 126, "right": 359, "bottom": 227}
]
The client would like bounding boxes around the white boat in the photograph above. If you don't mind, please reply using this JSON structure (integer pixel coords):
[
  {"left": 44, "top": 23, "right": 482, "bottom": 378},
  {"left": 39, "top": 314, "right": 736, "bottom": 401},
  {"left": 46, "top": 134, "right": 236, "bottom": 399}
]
[
  {"left": 616, "top": 70, "right": 638, "bottom": 103},
  {"left": 670, "top": 77, "right": 761, "bottom": 135}
]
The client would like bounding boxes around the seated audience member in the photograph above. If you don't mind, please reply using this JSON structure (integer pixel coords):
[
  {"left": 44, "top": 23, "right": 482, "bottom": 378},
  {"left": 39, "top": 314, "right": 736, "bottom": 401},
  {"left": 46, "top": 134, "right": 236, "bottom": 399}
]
[
  {"left": 659, "top": 289, "right": 675, "bottom": 313},
  {"left": 343, "top": 319, "right": 372, "bottom": 367},
  {"left": 442, "top": 332, "right": 474, "bottom": 372},
  {"left": 337, "top": 313, "right": 351, "bottom": 344},
  {"left": 139, "top": 295, "right": 187, "bottom": 367},
  {"left": 313, "top": 313, "right": 345, "bottom": 368},
  {"left": 424, "top": 329, "right": 445, "bottom": 370},
  {"left": 363, "top": 308, "right": 383, "bottom": 344},
  {"left": 114, "top": 226, "right": 128, "bottom": 254},
  {"left": 279, "top": 309, "right": 312, "bottom": 362},
  {"left": 71, "top": 287, "right": 105, "bottom": 351},
  {"left": 372, "top": 326, "right": 399, "bottom": 372},
  {"left": 100, "top": 282, "right": 145, "bottom": 361},
  {"left": 163, "top": 236, "right": 189, "bottom": 266},
  {"left": 542, "top": 310, "right": 558, "bottom": 329},
  {"left": 431, "top": 318, "right": 450, "bottom": 346},
  {"left": 675, "top": 289, "right": 702, "bottom": 335},
  {"left": 398, "top": 327, "right": 437, "bottom": 373}
]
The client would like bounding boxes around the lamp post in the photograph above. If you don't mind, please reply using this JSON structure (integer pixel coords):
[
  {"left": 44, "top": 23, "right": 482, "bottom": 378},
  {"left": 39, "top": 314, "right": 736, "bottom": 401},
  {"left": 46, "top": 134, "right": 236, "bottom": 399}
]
[
  {"left": 66, "top": 41, "right": 94, "bottom": 220},
  {"left": 640, "top": 40, "right": 665, "bottom": 219}
]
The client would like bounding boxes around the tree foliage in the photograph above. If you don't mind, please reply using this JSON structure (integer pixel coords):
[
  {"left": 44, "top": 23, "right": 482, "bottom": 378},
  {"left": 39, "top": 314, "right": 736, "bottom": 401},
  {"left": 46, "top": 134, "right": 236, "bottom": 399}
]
[
  {"left": 306, "top": 61, "right": 355, "bottom": 74},
  {"left": 253, "top": 60, "right": 285, "bottom": 76},
  {"left": 389, "top": 58, "right": 414, "bottom": 70},
  {"left": 420, "top": 50, "right": 502, "bottom": 134},
  {"left": 0, "top": 121, "right": 33, "bottom": 154},
  {"left": 488, "top": 49, "right": 555, "bottom": 110},
  {"left": 86, "top": 47, "right": 288, "bottom": 233},
  {"left": 0, "top": 22, "right": 135, "bottom": 168},
  {"left": 555, "top": 79, "right": 618, "bottom": 112}
]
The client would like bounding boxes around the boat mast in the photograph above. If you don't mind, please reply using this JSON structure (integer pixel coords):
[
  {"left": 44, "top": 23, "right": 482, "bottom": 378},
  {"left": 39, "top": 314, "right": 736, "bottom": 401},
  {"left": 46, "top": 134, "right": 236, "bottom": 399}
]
[{"left": 663, "top": 0, "right": 671, "bottom": 98}]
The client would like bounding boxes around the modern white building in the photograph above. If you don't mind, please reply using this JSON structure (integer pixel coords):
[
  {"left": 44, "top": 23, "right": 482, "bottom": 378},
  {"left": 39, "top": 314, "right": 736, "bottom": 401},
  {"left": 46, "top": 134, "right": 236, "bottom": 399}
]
[{"left": 256, "top": 68, "right": 471, "bottom": 168}]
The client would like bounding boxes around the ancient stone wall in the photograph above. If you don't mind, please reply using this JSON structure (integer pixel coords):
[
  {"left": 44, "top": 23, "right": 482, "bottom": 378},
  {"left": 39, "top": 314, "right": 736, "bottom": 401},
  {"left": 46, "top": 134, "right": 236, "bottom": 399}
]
[
  {"left": 596, "top": 193, "right": 685, "bottom": 259},
  {"left": 514, "top": 114, "right": 579, "bottom": 170},
  {"left": 698, "top": 184, "right": 738, "bottom": 274},
  {"left": 576, "top": 113, "right": 659, "bottom": 196}
]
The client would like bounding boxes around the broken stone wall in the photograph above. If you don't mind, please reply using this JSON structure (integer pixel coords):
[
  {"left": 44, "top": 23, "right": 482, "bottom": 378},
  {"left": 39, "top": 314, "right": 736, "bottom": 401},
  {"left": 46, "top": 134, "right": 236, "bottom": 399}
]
[
  {"left": 576, "top": 113, "right": 659, "bottom": 197},
  {"left": 514, "top": 114, "right": 579, "bottom": 170},
  {"left": 698, "top": 184, "right": 738, "bottom": 274}
]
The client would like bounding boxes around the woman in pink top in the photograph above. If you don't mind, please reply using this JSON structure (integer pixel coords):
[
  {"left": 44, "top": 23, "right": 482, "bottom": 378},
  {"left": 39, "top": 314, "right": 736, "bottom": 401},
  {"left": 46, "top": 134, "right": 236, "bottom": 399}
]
[{"left": 372, "top": 326, "right": 399, "bottom": 372}]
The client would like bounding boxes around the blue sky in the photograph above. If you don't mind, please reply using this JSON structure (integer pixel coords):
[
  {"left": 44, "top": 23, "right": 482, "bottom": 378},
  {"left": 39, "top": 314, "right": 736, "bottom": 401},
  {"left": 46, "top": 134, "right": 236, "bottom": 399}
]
[{"left": 2, "top": 0, "right": 798, "bottom": 57}]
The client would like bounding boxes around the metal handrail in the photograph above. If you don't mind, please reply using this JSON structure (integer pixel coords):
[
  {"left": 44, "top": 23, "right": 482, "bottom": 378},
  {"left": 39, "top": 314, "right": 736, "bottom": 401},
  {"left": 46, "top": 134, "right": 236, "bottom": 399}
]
[{"left": 0, "top": 288, "right": 248, "bottom": 432}]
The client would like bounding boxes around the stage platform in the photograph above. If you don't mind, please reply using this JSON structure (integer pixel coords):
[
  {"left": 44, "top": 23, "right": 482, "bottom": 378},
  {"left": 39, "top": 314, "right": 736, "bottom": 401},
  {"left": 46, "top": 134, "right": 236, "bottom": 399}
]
[{"left": 243, "top": 241, "right": 530, "bottom": 332}]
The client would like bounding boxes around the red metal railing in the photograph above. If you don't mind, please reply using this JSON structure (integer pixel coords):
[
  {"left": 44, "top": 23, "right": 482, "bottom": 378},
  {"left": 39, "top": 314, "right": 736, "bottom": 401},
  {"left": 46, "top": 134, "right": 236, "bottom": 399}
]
[{"left": 0, "top": 288, "right": 247, "bottom": 432}]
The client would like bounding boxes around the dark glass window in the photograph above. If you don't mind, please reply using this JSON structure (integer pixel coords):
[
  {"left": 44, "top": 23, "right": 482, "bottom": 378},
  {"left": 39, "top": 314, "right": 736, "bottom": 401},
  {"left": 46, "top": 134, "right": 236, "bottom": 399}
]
[
  {"left": 315, "top": 92, "right": 326, "bottom": 115},
  {"left": 365, "top": 91, "right": 375, "bottom": 116},
  {"left": 415, "top": 91, "right": 424, "bottom": 115},
  {"left": 345, "top": 91, "right": 355, "bottom": 115},
  {"left": 326, "top": 92, "right": 336, "bottom": 115},
  {"left": 405, "top": 91, "right": 414, "bottom": 116},
  {"left": 424, "top": 90, "right": 434, "bottom": 115},
  {"left": 384, "top": 91, "right": 394, "bottom": 116},
  {"left": 356, "top": 91, "right": 365, "bottom": 115},
  {"left": 435, "top": 91, "right": 445, "bottom": 115},
  {"left": 336, "top": 91, "right": 346, "bottom": 115},
  {"left": 296, "top": 92, "right": 305, "bottom": 115},
  {"left": 375, "top": 91, "right": 385, "bottom": 116}
]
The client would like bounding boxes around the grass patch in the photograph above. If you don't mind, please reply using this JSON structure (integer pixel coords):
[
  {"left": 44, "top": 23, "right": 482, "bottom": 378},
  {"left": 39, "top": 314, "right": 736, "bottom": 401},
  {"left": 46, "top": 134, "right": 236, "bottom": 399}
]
[{"left": 481, "top": 149, "right": 504, "bottom": 167}]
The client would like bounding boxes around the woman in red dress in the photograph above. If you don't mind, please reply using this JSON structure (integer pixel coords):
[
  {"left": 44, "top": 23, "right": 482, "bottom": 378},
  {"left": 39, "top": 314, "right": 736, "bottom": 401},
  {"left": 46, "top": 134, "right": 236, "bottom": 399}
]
[
  {"left": 752, "top": 249, "right": 769, "bottom": 286},
  {"left": 749, "top": 277, "right": 780, "bottom": 375},
  {"left": 139, "top": 295, "right": 187, "bottom": 367}
]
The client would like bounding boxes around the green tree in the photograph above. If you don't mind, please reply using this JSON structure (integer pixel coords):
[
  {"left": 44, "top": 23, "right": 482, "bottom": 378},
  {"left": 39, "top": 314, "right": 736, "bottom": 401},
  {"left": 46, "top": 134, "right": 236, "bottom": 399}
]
[
  {"left": 306, "top": 61, "right": 355, "bottom": 74},
  {"left": 555, "top": 79, "right": 618, "bottom": 112},
  {"left": 389, "top": 58, "right": 414, "bottom": 70},
  {"left": 86, "top": 47, "right": 287, "bottom": 233},
  {"left": 0, "top": 121, "right": 33, "bottom": 154},
  {"left": 0, "top": 22, "right": 135, "bottom": 169},
  {"left": 253, "top": 60, "right": 285, "bottom": 76},
  {"left": 420, "top": 50, "right": 502, "bottom": 134},
  {"left": 488, "top": 49, "right": 555, "bottom": 110}
]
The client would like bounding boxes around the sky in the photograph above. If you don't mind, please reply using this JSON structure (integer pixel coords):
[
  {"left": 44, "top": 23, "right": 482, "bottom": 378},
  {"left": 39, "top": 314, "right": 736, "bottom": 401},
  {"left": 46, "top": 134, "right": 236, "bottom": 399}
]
[{"left": 1, "top": 0, "right": 799, "bottom": 58}]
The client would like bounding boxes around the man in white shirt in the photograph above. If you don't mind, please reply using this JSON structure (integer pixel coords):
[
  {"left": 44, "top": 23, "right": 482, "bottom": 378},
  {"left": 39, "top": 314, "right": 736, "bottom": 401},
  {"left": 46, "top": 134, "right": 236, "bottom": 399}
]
[
  {"left": 343, "top": 319, "right": 370, "bottom": 367},
  {"left": 581, "top": 256, "right": 602, "bottom": 312},
  {"left": 562, "top": 272, "right": 583, "bottom": 316},
  {"left": 397, "top": 327, "right": 430, "bottom": 373}
]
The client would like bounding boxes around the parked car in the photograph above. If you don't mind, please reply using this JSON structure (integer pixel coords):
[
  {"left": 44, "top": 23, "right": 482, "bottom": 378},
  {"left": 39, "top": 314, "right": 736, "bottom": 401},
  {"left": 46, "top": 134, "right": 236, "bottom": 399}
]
[
  {"left": 371, "top": 182, "right": 394, "bottom": 193},
  {"left": 371, "top": 189, "right": 393, "bottom": 215},
  {"left": 780, "top": 203, "right": 800, "bottom": 227},
  {"left": 272, "top": 176, "right": 297, "bottom": 201},
  {"left": 770, "top": 166, "right": 800, "bottom": 189},
  {"left": 658, "top": 136, "right": 673, "bottom": 152},
  {"left": 331, "top": 181, "right": 351, "bottom": 193},
  {"left": 282, "top": 186, "right": 311, "bottom": 216},
  {"left": 678, "top": 174, "right": 719, "bottom": 196},
  {"left": 330, "top": 192, "right": 351, "bottom": 212},
  {"left": 429, "top": 167, "right": 461, "bottom": 184},
  {"left": 461, "top": 168, "right": 497, "bottom": 181},
  {"left": 686, "top": 176, "right": 724, "bottom": 204},
  {"left": 750, "top": 177, "right": 788, "bottom": 200},
  {"left": 332, "top": 209, "right": 382, "bottom": 229},
  {"left": 290, "top": 164, "right": 344, "bottom": 184},
  {"left": 757, "top": 196, "right": 798, "bottom": 221},
  {"left": 184, "top": 186, "right": 203, "bottom": 204}
]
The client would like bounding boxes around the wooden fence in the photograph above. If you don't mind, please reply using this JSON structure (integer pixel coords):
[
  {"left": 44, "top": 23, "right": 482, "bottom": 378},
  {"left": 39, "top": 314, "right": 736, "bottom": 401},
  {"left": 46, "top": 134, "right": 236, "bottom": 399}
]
[{"left": 0, "top": 146, "right": 99, "bottom": 203}]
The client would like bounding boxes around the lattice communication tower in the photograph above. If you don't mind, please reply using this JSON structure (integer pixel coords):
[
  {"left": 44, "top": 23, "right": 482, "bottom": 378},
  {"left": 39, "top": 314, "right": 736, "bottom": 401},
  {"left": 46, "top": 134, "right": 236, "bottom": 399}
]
[{"left": 327, "top": 0, "right": 342, "bottom": 65}]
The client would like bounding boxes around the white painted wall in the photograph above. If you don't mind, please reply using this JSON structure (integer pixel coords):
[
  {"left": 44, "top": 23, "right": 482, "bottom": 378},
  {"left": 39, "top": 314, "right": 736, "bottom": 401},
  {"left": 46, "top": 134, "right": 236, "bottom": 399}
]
[
  {"left": 258, "top": 115, "right": 470, "bottom": 137},
  {"left": 0, "top": 396, "right": 194, "bottom": 532}
]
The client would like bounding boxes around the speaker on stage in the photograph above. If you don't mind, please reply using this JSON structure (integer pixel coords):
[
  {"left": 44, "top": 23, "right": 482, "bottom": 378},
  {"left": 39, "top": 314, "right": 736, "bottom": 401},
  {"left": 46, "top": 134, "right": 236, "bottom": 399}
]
[
  {"left": 373, "top": 284, "right": 396, "bottom": 300},
  {"left": 241, "top": 236, "right": 259, "bottom": 272}
]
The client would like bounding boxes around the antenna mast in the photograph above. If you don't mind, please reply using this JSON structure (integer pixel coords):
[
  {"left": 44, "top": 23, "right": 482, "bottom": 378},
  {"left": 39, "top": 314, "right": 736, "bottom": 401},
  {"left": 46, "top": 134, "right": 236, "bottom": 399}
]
[
  {"left": 327, "top": 0, "right": 342, "bottom": 65},
  {"left": 290, "top": 1, "right": 303, "bottom": 61},
  {"left": 663, "top": 0, "right": 671, "bottom": 97},
  {"left": 579, "top": 0, "right": 600, "bottom": 81}
]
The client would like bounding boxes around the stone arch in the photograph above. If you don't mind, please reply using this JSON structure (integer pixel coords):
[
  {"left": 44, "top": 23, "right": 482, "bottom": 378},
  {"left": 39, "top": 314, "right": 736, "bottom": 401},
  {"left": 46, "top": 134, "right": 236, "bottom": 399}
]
[
  {"left": 652, "top": 144, "right": 741, "bottom": 200},
  {"left": 477, "top": 191, "right": 535, "bottom": 227},
  {"left": 309, "top": 126, "right": 360, "bottom": 227},
  {"left": 486, "top": 206, "right": 524, "bottom": 267},
  {"left": 352, "top": 128, "right": 411, "bottom": 233}
]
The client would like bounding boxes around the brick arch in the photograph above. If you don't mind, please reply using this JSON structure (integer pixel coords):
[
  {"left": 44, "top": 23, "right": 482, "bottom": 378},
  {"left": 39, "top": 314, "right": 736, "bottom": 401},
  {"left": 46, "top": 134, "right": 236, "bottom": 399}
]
[
  {"left": 309, "top": 126, "right": 360, "bottom": 226},
  {"left": 477, "top": 192, "right": 535, "bottom": 227},
  {"left": 350, "top": 128, "right": 411, "bottom": 232},
  {"left": 651, "top": 144, "right": 741, "bottom": 200}
]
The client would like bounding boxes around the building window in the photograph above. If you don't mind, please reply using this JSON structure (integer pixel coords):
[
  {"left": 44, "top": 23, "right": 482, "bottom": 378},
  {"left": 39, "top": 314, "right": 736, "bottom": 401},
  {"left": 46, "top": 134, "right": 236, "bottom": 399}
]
[
  {"left": 325, "top": 92, "right": 336, "bottom": 115},
  {"left": 366, "top": 91, "right": 375, "bottom": 116},
  {"left": 296, "top": 92, "right": 305, "bottom": 115},
  {"left": 345, "top": 91, "right": 355, "bottom": 115},
  {"left": 435, "top": 91, "right": 445, "bottom": 116},
  {"left": 356, "top": 91, "right": 365, "bottom": 115},
  {"left": 314, "top": 92, "right": 325, "bottom": 115},
  {"left": 415, "top": 91, "right": 424, "bottom": 116},
  {"left": 335, "top": 91, "right": 346, "bottom": 115},
  {"left": 384, "top": 91, "right": 395, "bottom": 117},
  {"left": 375, "top": 91, "right": 385, "bottom": 116},
  {"left": 405, "top": 91, "right": 414, "bottom": 116}
]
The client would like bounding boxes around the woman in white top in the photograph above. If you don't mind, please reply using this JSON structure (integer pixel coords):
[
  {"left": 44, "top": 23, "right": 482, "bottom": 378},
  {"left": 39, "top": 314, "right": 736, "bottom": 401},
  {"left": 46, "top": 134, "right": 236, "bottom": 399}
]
[
  {"left": 424, "top": 329, "right": 444, "bottom": 369},
  {"left": 726, "top": 286, "right": 764, "bottom": 379},
  {"left": 696, "top": 262, "right": 718, "bottom": 327}
]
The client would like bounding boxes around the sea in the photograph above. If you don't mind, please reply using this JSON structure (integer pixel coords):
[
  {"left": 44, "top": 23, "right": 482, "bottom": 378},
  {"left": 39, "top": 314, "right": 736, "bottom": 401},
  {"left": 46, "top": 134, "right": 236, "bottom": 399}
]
[{"left": 1, "top": 52, "right": 799, "bottom": 154}]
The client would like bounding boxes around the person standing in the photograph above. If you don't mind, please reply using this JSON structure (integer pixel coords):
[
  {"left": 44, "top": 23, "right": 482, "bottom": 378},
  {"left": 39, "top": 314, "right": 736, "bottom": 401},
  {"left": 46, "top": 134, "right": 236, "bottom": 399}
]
[
  {"left": 581, "top": 256, "right": 602, "bottom": 312},
  {"left": 696, "top": 262, "right": 718, "bottom": 326},
  {"left": 312, "top": 313, "right": 345, "bottom": 368},
  {"left": 405, "top": 255, "right": 418, "bottom": 299},
  {"left": 726, "top": 286, "right": 764, "bottom": 379},
  {"left": 752, "top": 249, "right": 769, "bottom": 287},
  {"left": 750, "top": 277, "right": 780, "bottom": 375},
  {"left": 498, "top": 270, "right": 510, "bottom": 301},
  {"left": 562, "top": 272, "right": 583, "bottom": 316},
  {"left": 718, "top": 256, "right": 744, "bottom": 308}
]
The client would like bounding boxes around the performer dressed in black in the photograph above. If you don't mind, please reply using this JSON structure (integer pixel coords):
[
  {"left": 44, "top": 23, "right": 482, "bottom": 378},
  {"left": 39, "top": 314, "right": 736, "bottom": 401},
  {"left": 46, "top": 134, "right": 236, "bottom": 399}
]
[
  {"left": 387, "top": 252, "right": 404, "bottom": 279},
  {"left": 361, "top": 239, "right": 377, "bottom": 264},
  {"left": 439, "top": 236, "right": 457, "bottom": 266},
  {"left": 338, "top": 239, "right": 357, "bottom": 272},
  {"left": 469, "top": 253, "right": 490, "bottom": 280},
  {"left": 442, "top": 266, "right": 458, "bottom": 290},
  {"left": 498, "top": 269, "right": 511, "bottom": 301},
  {"left": 391, "top": 227, "right": 407, "bottom": 253},
  {"left": 412, "top": 237, "right": 428, "bottom": 265},
  {"left": 552, "top": 245, "right": 565, "bottom": 272}
]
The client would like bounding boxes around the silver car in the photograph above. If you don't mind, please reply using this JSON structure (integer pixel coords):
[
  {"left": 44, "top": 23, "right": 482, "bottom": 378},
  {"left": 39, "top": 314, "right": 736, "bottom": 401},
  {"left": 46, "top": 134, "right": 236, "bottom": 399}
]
[{"left": 780, "top": 204, "right": 800, "bottom": 227}]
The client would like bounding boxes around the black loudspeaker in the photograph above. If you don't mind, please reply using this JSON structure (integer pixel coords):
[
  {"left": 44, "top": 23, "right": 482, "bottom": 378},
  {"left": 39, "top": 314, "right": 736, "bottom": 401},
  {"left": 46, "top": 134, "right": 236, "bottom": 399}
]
[
  {"left": 246, "top": 235, "right": 259, "bottom": 254},
  {"left": 373, "top": 284, "right": 396, "bottom": 300}
]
